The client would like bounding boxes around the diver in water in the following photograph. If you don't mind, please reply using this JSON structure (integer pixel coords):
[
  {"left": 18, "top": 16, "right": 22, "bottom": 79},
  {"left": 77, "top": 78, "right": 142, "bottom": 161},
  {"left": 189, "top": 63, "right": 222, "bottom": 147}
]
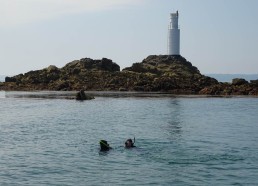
[
  {"left": 99, "top": 138, "right": 136, "bottom": 151},
  {"left": 99, "top": 140, "right": 112, "bottom": 151},
  {"left": 125, "top": 138, "right": 136, "bottom": 148}
]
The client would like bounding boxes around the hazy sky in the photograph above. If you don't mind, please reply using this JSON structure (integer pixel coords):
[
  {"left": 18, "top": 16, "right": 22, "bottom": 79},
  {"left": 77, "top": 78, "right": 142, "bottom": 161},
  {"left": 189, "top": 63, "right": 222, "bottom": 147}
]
[{"left": 1, "top": 0, "right": 258, "bottom": 75}]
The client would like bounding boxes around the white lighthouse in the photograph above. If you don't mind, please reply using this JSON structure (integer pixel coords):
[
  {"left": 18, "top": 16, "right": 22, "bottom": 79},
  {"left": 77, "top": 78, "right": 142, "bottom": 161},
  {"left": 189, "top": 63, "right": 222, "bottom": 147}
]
[{"left": 168, "top": 11, "right": 180, "bottom": 55}]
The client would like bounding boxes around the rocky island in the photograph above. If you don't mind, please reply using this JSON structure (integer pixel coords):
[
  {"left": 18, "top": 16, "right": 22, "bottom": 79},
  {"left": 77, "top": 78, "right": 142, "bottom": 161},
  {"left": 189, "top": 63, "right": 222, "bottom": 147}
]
[{"left": 1, "top": 55, "right": 258, "bottom": 95}]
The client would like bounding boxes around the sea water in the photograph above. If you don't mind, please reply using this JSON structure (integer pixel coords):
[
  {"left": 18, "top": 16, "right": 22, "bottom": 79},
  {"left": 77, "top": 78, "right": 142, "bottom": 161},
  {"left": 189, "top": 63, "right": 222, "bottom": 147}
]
[{"left": 0, "top": 91, "right": 258, "bottom": 185}]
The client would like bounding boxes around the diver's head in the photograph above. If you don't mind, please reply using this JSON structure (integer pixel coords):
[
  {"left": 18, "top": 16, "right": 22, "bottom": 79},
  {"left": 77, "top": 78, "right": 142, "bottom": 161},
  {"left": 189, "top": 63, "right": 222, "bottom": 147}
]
[
  {"left": 100, "top": 140, "right": 111, "bottom": 151},
  {"left": 125, "top": 139, "right": 134, "bottom": 148}
]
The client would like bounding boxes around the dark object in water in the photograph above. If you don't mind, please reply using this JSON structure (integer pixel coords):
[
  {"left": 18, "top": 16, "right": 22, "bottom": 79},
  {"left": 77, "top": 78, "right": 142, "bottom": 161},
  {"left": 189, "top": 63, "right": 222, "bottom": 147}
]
[
  {"left": 99, "top": 140, "right": 112, "bottom": 151},
  {"left": 125, "top": 138, "right": 135, "bottom": 148},
  {"left": 76, "top": 90, "right": 94, "bottom": 100}
]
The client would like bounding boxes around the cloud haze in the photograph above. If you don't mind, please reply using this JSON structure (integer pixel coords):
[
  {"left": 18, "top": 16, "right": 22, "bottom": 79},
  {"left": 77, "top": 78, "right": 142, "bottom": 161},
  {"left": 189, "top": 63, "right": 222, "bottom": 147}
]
[{"left": 0, "top": 0, "right": 143, "bottom": 27}]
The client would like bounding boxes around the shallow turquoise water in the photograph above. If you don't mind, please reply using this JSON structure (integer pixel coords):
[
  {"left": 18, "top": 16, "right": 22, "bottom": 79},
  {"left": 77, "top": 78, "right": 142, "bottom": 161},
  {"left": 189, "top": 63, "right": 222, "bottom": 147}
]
[{"left": 0, "top": 91, "right": 258, "bottom": 185}]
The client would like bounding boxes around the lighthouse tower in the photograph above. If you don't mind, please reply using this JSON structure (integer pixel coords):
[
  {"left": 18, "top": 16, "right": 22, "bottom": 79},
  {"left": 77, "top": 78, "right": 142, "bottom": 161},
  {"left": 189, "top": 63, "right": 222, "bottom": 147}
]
[{"left": 168, "top": 11, "right": 180, "bottom": 55}]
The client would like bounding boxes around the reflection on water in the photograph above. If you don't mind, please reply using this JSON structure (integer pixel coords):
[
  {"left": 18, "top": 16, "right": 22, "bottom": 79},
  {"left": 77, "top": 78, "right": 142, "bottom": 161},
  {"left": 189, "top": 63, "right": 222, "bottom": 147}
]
[{"left": 166, "top": 99, "right": 182, "bottom": 138}]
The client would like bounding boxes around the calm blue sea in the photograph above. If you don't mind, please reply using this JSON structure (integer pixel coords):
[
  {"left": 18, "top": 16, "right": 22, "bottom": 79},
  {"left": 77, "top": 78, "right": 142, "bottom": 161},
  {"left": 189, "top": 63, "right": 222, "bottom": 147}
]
[{"left": 0, "top": 91, "right": 258, "bottom": 185}]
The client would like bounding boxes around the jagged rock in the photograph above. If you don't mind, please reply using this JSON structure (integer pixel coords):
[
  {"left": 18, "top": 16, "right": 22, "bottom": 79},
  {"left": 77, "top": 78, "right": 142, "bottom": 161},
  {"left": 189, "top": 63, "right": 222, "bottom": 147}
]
[
  {"left": 199, "top": 82, "right": 258, "bottom": 96},
  {"left": 55, "top": 80, "right": 69, "bottom": 91},
  {"left": 5, "top": 76, "right": 16, "bottom": 82},
  {"left": 46, "top": 65, "right": 59, "bottom": 73},
  {"left": 119, "top": 87, "right": 128, "bottom": 91},
  {"left": 2, "top": 55, "right": 258, "bottom": 95},
  {"left": 250, "top": 79, "right": 258, "bottom": 86},
  {"left": 123, "top": 55, "right": 217, "bottom": 92},
  {"left": 199, "top": 84, "right": 227, "bottom": 95},
  {"left": 123, "top": 55, "right": 199, "bottom": 75},
  {"left": 232, "top": 78, "right": 248, "bottom": 86},
  {"left": 0, "top": 56, "right": 219, "bottom": 93},
  {"left": 63, "top": 58, "right": 120, "bottom": 72}
]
